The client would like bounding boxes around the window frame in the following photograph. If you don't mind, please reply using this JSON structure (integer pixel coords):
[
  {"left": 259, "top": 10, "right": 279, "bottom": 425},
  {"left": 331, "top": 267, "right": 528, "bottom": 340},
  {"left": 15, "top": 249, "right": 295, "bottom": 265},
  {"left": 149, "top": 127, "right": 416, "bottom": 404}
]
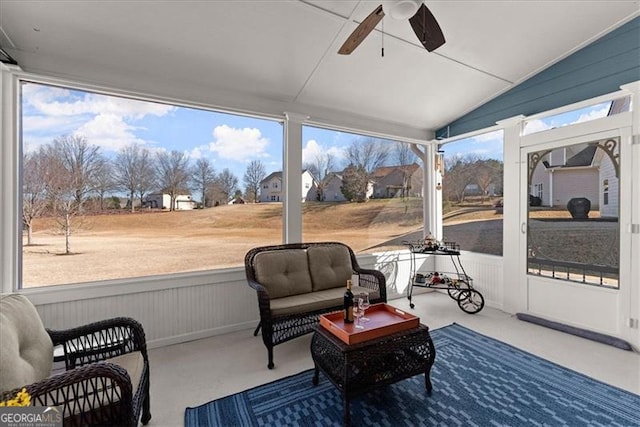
[
  {"left": 299, "top": 123, "right": 430, "bottom": 251},
  {"left": 4, "top": 72, "right": 289, "bottom": 293},
  {"left": 0, "top": 68, "right": 433, "bottom": 298}
]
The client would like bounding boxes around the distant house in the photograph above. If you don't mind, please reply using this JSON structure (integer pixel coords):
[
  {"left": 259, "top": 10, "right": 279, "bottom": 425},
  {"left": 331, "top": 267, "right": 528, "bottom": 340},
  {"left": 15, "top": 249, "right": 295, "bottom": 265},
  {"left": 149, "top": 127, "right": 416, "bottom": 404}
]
[
  {"left": 371, "top": 163, "right": 422, "bottom": 198},
  {"left": 258, "top": 170, "right": 317, "bottom": 203},
  {"left": 529, "top": 140, "right": 619, "bottom": 218},
  {"left": 321, "top": 172, "right": 374, "bottom": 202},
  {"left": 321, "top": 164, "right": 422, "bottom": 202},
  {"left": 322, "top": 173, "right": 347, "bottom": 201},
  {"left": 228, "top": 196, "right": 246, "bottom": 205},
  {"left": 144, "top": 193, "right": 196, "bottom": 210}
]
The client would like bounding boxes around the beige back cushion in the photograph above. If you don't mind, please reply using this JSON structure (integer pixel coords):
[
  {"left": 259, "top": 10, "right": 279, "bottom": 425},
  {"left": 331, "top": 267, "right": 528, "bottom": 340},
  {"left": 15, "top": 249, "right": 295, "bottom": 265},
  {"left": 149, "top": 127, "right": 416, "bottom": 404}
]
[
  {"left": 0, "top": 294, "right": 53, "bottom": 393},
  {"left": 253, "top": 250, "right": 313, "bottom": 299},
  {"left": 307, "top": 245, "right": 353, "bottom": 291}
]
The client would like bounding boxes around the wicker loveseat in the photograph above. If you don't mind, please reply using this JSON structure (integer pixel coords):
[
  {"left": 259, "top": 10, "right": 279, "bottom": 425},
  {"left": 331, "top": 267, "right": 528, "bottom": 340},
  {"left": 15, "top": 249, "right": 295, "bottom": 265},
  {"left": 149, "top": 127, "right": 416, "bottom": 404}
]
[
  {"left": 0, "top": 293, "right": 151, "bottom": 426},
  {"left": 245, "top": 242, "right": 387, "bottom": 369}
]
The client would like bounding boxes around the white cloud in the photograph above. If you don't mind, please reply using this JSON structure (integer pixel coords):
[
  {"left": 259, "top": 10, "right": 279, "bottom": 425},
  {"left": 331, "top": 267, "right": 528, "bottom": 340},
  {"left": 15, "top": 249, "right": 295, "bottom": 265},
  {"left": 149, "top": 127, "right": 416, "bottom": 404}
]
[
  {"left": 24, "top": 84, "right": 174, "bottom": 119},
  {"left": 188, "top": 145, "right": 206, "bottom": 160},
  {"left": 22, "top": 136, "right": 58, "bottom": 153},
  {"left": 523, "top": 104, "right": 610, "bottom": 135},
  {"left": 22, "top": 114, "right": 85, "bottom": 134},
  {"left": 571, "top": 105, "right": 609, "bottom": 125},
  {"left": 302, "top": 139, "right": 345, "bottom": 165},
  {"left": 302, "top": 139, "right": 322, "bottom": 164},
  {"left": 208, "top": 125, "right": 269, "bottom": 161},
  {"left": 524, "top": 119, "right": 553, "bottom": 135},
  {"left": 73, "top": 113, "right": 149, "bottom": 152},
  {"left": 470, "top": 130, "right": 503, "bottom": 143},
  {"left": 21, "top": 83, "right": 176, "bottom": 154}
]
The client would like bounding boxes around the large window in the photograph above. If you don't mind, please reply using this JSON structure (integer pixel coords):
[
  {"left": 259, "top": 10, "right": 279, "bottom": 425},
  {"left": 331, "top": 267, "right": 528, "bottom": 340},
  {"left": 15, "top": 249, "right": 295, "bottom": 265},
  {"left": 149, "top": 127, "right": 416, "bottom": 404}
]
[
  {"left": 301, "top": 125, "right": 424, "bottom": 254},
  {"left": 441, "top": 130, "right": 504, "bottom": 256},
  {"left": 20, "top": 81, "right": 283, "bottom": 287}
]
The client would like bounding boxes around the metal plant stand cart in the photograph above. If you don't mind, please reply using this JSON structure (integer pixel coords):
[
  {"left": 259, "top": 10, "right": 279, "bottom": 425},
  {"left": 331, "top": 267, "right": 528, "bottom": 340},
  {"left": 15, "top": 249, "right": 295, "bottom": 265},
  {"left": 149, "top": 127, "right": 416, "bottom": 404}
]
[
  {"left": 310, "top": 324, "right": 435, "bottom": 427},
  {"left": 404, "top": 240, "right": 485, "bottom": 314}
]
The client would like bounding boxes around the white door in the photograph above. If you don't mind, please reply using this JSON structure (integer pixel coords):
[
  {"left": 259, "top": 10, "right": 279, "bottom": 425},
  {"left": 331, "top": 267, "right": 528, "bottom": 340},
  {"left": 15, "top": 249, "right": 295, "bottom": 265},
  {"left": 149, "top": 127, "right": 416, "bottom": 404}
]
[{"left": 519, "top": 118, "right": 633, "bottom": 343}]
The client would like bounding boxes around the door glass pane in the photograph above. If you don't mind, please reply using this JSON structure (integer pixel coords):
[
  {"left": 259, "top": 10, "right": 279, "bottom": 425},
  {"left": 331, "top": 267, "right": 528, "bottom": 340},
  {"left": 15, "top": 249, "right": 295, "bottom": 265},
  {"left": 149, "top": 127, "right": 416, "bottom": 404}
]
[{"left": 527, "top": 138, "right": 619, "bottom": 287}]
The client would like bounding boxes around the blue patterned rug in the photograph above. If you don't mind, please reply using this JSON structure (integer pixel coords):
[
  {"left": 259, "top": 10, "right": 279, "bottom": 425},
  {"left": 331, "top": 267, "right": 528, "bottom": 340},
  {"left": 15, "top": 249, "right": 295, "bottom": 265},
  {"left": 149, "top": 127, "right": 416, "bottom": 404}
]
[{"left": 184, "top": 323, "right": 639, "bottom": 426}]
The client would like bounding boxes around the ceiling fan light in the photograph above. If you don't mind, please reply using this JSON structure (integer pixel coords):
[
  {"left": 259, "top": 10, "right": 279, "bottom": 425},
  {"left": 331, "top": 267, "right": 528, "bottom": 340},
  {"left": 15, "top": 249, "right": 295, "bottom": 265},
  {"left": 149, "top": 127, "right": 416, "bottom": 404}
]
[{"left": 382, "top": 0, "right": 422, "bottom": 20}]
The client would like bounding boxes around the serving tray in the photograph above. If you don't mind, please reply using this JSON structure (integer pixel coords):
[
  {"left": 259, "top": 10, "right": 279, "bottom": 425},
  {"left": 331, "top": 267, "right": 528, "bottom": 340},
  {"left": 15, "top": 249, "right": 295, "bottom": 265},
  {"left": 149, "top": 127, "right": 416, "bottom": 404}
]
[{"left": 319, "top": 303, "right": 420, "bottom": 345}]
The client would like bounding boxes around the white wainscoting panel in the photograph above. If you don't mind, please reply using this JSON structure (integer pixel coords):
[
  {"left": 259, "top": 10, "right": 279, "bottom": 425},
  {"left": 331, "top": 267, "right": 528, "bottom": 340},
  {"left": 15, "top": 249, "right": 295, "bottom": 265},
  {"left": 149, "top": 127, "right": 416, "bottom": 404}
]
[
  {"left": 32, "top": 269, "right": 257, "bottom": 349},
  {"left": 28, "top": 251, "right": 504, "bottom": 351}
]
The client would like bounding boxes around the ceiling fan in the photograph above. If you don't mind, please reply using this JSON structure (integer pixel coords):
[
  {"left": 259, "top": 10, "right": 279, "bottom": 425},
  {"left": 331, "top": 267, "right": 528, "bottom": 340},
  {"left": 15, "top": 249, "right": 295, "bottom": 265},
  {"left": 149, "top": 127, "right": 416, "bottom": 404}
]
[{"left": 338, "top": 0, "right": 445, "bottom": 55}]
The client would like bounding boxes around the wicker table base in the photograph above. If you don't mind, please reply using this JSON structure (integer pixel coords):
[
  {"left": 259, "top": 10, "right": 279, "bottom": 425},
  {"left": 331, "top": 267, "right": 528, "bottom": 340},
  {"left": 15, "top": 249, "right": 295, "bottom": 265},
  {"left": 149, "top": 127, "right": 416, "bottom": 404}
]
[{"left": 310, "top": 324, "right": 436, "bottom": 426}]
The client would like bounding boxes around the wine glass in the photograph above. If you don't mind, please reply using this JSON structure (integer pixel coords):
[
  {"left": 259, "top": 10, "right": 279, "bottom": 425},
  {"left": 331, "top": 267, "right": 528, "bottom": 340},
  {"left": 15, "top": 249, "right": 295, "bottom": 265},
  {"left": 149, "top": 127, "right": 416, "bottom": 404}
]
[
  {"left": 359, "top": 292, "right": 370, "bottom": 322},
  {"left": 353, "top": 299, "right": 364, "bottom": 329}
]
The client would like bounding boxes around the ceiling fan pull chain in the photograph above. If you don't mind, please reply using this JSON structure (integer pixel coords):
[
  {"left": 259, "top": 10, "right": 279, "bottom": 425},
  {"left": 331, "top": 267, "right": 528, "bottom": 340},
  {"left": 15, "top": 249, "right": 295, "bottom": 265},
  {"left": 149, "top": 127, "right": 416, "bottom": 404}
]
[{"left": 381, "top": 19, "right": 385, "bottom": 57}]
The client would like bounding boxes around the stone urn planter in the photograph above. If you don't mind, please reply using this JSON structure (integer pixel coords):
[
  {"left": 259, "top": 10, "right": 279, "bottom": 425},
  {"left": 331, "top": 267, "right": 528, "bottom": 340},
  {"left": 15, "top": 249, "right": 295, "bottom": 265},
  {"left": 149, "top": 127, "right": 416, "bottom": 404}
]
[{"left": 567, "top": 197, "right": 591, "bottom": 219}]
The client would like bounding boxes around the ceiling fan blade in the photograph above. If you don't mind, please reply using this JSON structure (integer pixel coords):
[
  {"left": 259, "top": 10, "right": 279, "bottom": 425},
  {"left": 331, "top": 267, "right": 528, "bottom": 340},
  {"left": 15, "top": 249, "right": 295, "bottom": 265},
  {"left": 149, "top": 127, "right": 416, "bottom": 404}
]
[
  {"left": 408, "top": 3, "right": 445, "bottom": 52},
  {"left": 338, "top": 5, "right": 385, "bottom": 55}
]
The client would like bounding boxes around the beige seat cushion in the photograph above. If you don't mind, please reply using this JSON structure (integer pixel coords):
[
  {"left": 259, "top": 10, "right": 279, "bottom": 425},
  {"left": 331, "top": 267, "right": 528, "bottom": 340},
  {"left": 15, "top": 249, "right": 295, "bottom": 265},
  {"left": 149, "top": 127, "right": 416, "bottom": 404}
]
[
  {"left": 270, "top": 285, "right": 378, "bottom": 317},
  {"left": 307, "top": 245, "right": 353, "bottom": 291},
  {"left": 0, "top": 294, "right": 53, "bottom": 393},
  {"left": 253, "top": 250, "right": 313, "bottom": 298},
  {"left": 106, "top": 351, "right": 144, "bottom": 395},
  {"left": 59, "top": 351, "right": 145, "bottom": 415}
]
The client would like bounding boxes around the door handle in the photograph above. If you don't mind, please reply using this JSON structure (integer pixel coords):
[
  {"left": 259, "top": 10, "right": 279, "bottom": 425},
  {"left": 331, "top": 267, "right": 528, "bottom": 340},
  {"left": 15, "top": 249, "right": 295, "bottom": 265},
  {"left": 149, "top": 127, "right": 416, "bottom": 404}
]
[{"left": 521, "top": 222, "right": 527, "bottom": 234}]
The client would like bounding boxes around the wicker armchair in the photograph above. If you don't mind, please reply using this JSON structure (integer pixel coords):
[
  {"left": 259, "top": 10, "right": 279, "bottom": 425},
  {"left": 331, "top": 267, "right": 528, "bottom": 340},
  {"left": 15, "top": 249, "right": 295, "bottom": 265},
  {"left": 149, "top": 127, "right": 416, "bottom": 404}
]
[
  {"left": 0, "top": 294, "right": 151, "bottom": 427},
  {"left": 245, "top": 242, "right": 387, "bottom": 369}
]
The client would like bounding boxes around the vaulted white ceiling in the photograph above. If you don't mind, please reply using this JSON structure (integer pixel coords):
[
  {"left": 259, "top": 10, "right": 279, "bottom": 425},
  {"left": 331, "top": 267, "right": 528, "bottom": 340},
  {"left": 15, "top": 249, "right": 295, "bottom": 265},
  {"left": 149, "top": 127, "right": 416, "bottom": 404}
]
[{"left": 1, "top": 0, "right": 638, "bottom": 140}]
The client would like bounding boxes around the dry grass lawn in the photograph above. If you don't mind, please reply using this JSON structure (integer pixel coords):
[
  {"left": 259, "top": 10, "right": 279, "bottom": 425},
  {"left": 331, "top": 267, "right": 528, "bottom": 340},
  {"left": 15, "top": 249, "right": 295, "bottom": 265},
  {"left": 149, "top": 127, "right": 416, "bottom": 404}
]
[
  {"left": 23, "top": 199, "right": 425, "bottom": 287},
  {"left": 23, "top": 200, "right": 612, "bottom": 288}
]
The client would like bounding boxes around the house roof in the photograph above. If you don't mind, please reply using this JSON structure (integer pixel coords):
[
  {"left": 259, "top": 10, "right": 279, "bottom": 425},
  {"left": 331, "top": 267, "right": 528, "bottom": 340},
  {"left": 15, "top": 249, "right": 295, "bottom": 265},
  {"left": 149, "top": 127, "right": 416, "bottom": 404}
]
[
  {"left": 372, "top": 163, "right": 420, "bottom": 178},
  {"left": 259, "top": 169, "right": 313, "bottom": 184},
  {"left": 564, "top": 145, "right": 598, "bottom": 168},
  {"left": 260, "top": 172, "right": 282, "bottom": 184},
  {"left": 1, "top": 1, "right": 636, "bottom": 140}
]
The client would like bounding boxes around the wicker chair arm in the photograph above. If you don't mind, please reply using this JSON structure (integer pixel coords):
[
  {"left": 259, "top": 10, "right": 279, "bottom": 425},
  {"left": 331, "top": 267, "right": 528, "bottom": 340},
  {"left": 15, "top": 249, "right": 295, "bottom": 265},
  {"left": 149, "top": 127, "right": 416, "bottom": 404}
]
[
  {"left": 247, "top": 279, "right": 272, "bottom": 320},
  {"left": 47, "top": 317, "right": 148, "bottom": 369},
  {"left": 1, "top": 363, "right": 135, "bottom": 426},
  {"left": 354, "top": 267, "right": 387, "bottom": 303},
  {"left": 247, "top": 279, "right": 268, "bottom": 295}
]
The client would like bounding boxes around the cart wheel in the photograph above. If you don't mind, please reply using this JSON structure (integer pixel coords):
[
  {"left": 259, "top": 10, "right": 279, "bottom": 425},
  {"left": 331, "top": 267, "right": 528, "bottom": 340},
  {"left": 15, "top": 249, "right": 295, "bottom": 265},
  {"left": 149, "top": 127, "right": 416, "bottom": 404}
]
[
  {"left": 447, "top": 279, "right": 470, "bottom": 300},
  {"left": 457, "top": 289, "right": 484, "bottom": 314},
  {"left": 410, "top": 303, "right": 415, "bottom": 309}
]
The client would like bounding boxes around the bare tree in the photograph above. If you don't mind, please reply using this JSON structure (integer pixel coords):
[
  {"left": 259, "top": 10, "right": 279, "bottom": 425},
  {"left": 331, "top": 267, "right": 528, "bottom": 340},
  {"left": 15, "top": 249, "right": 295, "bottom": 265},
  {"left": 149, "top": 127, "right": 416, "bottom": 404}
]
[
  {"left": 345, "top": 137, "right": 391, "bottom": 174},
  {"left": 213, "top": 168, "right": 239, "bottom": 205},
  {"left": 191, "top": 158, "right": 217, "bottom": 207},
  {"left": 136, "top": 148, "right": 157, "bottom": 208},
  {"left": 395, "top": 142, "right": 416, "bottom": 200},
  {"left": 156, "top": 150, "right": 191, "bottom": 211},
  {"left": 92, "top": 156, "right": 116, "bottom": 211},
  {"left": 304, "top": 152, "right": 335, "bottom": 201},
  {"left": 113, "top": 144, "right": 155, "bottom": 212},
  {"left": 51, "top": 135, "right": 103, "bottom": 212},
  {"left": 243, "top": 160, "right": 266, "bottom": 203},
  {"left": 345, "top": 137, "right": 390, "bottom": 200},
  {"left": 443, "top": 153, "right": 479, "bottom": 203},
  {"left": 474, "top": 159, "right": 501, "bottom": 202},
  {"left": 22, "top": 148, "right": 50, "bottom": 245},
  {"left": 42, "top": 144, "right": 81, "bottom": 254}
]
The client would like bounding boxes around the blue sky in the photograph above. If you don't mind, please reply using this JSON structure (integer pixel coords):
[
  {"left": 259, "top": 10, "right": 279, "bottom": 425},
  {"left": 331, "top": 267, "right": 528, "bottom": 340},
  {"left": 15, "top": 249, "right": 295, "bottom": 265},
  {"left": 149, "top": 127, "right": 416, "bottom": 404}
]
[
  {"left": 22, "top": 82, "right": 385, "bottom": 181},
  {"left": 22, "top": 81, "right": 607, "bottom": 182},
  {"left": 22, "top": 82, "right": 285, "bottom": 180},
  {"left": 441, "top": 101, "right": 611, "bottom": 160}
]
